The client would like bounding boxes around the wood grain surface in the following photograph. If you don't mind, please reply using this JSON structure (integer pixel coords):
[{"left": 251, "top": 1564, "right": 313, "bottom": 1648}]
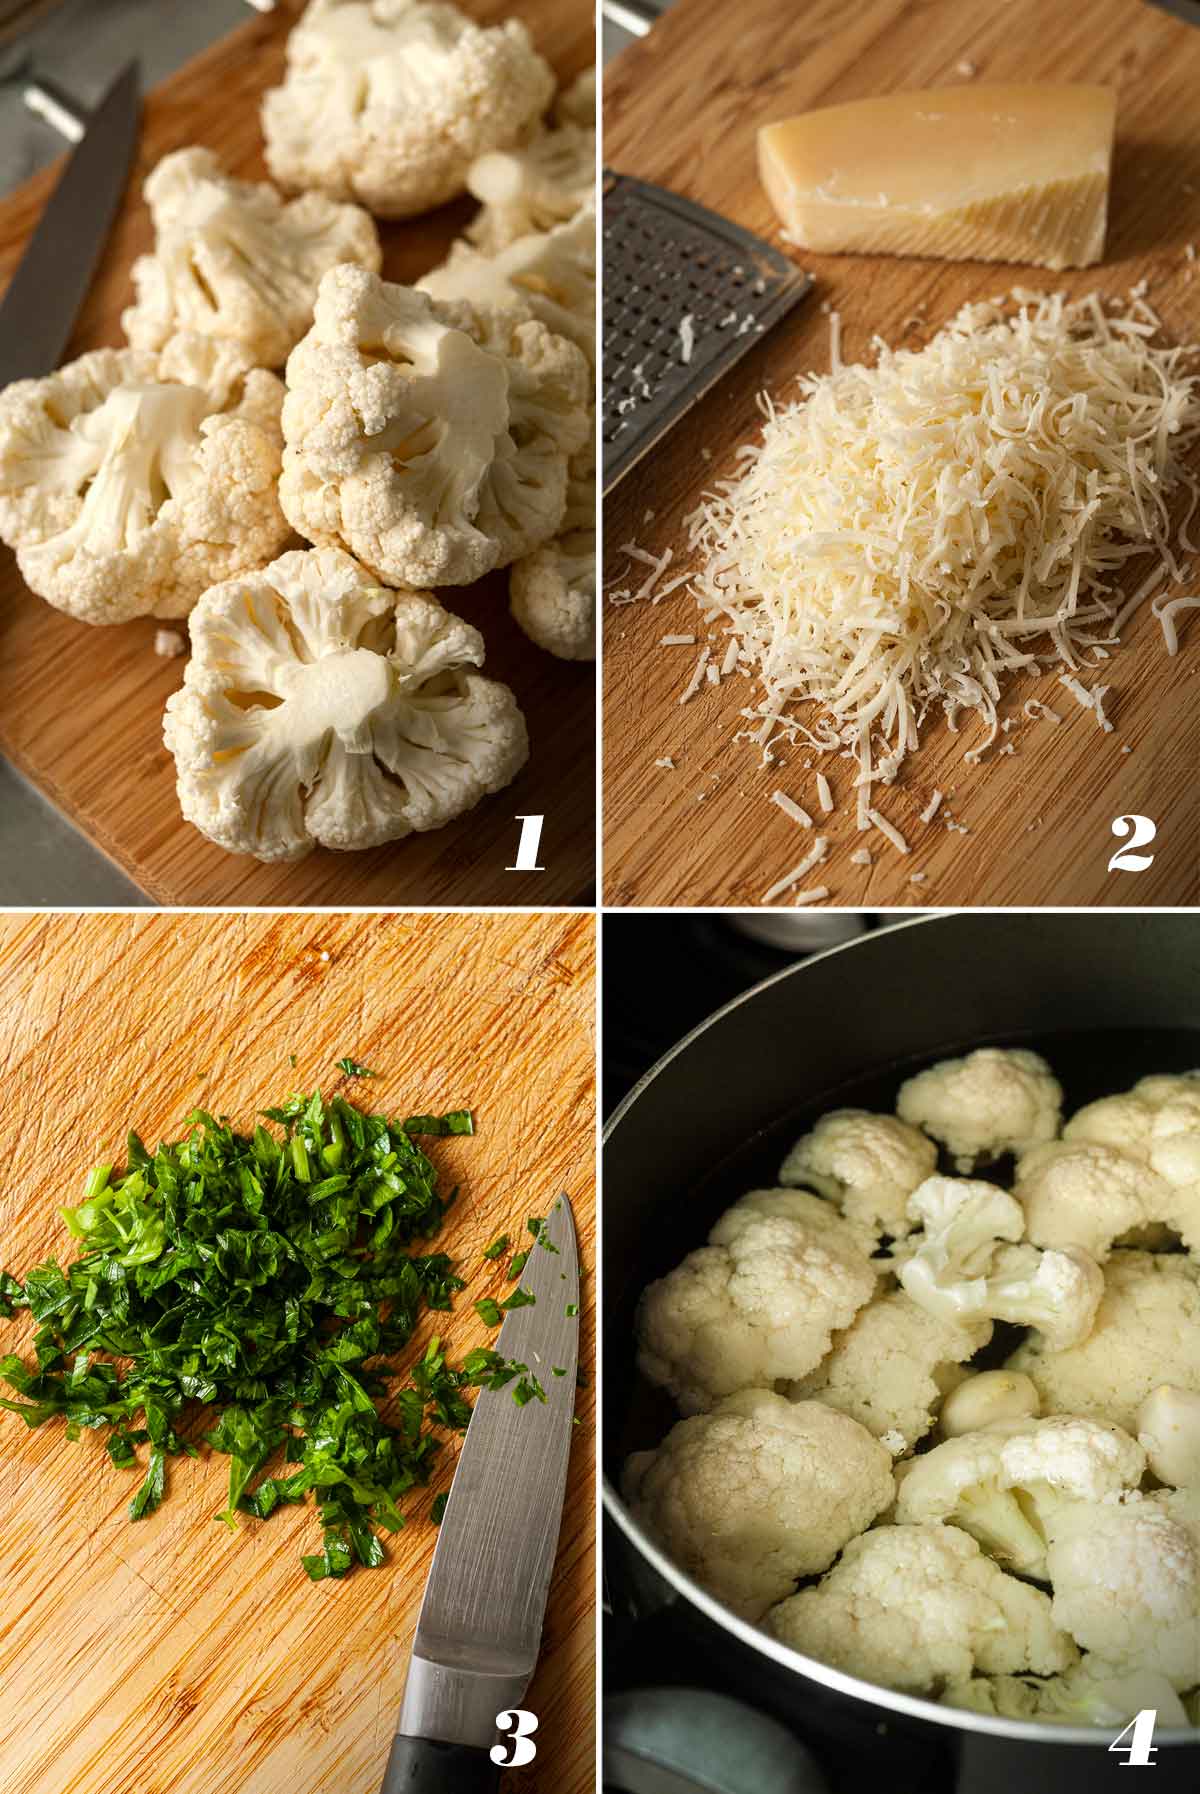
[
  {"left": 0, "top": 0, "right": 595, "bottom": 908},
  {"left": 603, "top": 0, "right": 1200, "bottom": 909},
  {"left": 0, "top": 911, "right": 595, "bottom": 1794}
]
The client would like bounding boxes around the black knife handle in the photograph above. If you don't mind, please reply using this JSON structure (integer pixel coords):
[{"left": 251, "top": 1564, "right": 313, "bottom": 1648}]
[{"left": 380, "top": 1734, "right": 501, "bottom": 1794}]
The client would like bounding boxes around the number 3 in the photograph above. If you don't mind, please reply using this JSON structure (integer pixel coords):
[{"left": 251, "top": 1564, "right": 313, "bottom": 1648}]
[
  {"left": 1109, "top": 814, "right": 1156, "bottom": 873},
  {"left": 491, "top": 1709, "right": 539, "bottom": 1767}
]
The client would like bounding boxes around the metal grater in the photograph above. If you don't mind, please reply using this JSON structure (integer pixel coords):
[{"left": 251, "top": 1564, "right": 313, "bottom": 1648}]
[{"left": 602, "top": 170, "right": 811, "bottom": 494}]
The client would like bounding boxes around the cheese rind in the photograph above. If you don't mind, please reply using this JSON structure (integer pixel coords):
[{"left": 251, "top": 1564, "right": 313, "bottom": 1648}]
[{"left": 758, "top": 84, "right": 1116, "bottom": 270}]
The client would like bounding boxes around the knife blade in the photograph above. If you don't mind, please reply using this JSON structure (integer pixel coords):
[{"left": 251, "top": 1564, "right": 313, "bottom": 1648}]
[
  {"left": 0, "top": 58, "right": 140, "bottom": 388},
  {"left": 381, "top": 1196, "right": 581, "bottom": 1794}
]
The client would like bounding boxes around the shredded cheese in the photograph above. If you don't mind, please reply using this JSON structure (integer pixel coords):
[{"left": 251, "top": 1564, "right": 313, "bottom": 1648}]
[
  {"left": 849, "top": 847, "right": 873, "bottom": 866},
  {"left": 1023, "top": 698, "right": 1062, "bottom": 724},
  {"left": 1152, "top": 593, "right": 1200, "bottom": 656},
  {"left": 919, "top": 789, "right": 943, "bottom": 824},
  {"left": 771, "top": 790, "right": 814, "bottom": 828},
  {"left": 660, "top": 634, "right": 696, "bottom": 646},
  {"left": 868, "top": 809, "right": 910, "bottom": 854},
  {"left": 762, "top": 836, "right": 828, "bottom": 903},
  {"left": 1059, "top": 673, "right": 1114, "bottom": 731},
  {"left": 654, "top": 756, "right": 676, "bottom": 769},
  {"left": 679, "top": 314, "right": 696, "bottom": 363},
  {"left": 679, "top": 648, "right": 711, "bottom": 704},
  {"left": 815, "top": 771, "right": 834, "bottom": 813},
  {"left": 792, "top": 885, "right": 831, "bottom": 907},
  {"left": 684, "top": 290, "right": 1200, "bottom": 807}
]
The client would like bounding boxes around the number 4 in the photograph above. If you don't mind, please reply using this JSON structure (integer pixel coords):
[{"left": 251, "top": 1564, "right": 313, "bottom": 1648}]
[{"left": 1110, "top": 1709, "right": 1157, "bottom": 1767}]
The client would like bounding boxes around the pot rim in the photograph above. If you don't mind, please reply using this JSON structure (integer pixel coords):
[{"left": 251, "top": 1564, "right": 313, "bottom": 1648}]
[{"left": 602, "top": 911, "right": 1198, "bottom": 1748}]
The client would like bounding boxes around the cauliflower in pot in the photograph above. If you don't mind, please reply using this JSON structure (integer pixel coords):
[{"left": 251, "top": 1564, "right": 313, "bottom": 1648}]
[
  {"left": 897, "top": 1047, "right": 1062, "bottom": 1169},
  {"left": 261, "top": 0, "right": 554, "bottom": 219},
  {"left": 779, "top": 1108, "right": 937, "bottom": 1243},
  {"left": 1007, "top": 1250, "right": 1200, "bottom": 1435},
  {"left": 280, "top": 265, "right": 590, "bottom": 588},
  {"left": 623, "top": 1390, "right": 894, "bottom": 1621},
  {"left": 122, "top": 147, "right": 381, "bottom": 369},
  {"left": 163, "top": 546, "right": 528, "bottom": 861},
  {"left": 0, "top": 335, "right": 287, "bottom": 624},
  {"left": 1014, "top": 1140, "right": 1195, "bottom": 1258},
  {"left": 636, "top": 1188, "right": 877, "bottom": 1415},
  {"left": 765, "top": 1523, "right": 1077, "bottom": 1694}
]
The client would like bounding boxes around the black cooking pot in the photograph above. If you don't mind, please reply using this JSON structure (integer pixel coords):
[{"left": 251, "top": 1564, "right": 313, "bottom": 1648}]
[{"left": 602, "top": 912, "right": 1200, "bottom": 1793}]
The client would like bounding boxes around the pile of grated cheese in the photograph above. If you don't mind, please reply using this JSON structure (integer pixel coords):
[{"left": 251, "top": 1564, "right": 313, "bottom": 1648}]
[{"left": 686, "top": 290, "right": 1200, "bottom": 817}]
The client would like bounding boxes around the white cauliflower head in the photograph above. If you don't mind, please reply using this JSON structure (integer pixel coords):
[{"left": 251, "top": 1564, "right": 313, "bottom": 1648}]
[
  {"left": 897, "top": 1047, "right": 1062, "bottom": 1169},
  {"left": 1007, "top": 1250, "right": 1200, "bottom": 1435},
  {"left": 635, "top": 1187, "right": 877, "bottom": 1415},
  {"left": 894, "top": 1414, "right": 1146, "bottom": 1575},
  {"left": 509, "top": 444, "right": 594, "bottom": 661},
  {"left": 1015, "top": 1141, "right": 1186, "bottom": 1259},
  {"left": 420, "top": 206, "right": 597, "bottom": 369},
  {"left": 122, "top": 146, "right": 381, "bottom": 368},
  {"left": 788, "top": 1286, "right": 991, "bottom": 1451},
  {"left": 765, "top": 1523, "right": 1077, "bottom": 1695},
  {"left": 465, "top": 117, "right": 595, "bottom": 254},
  {"left": 0, "top": 335, "right": 287, "bottom": 624},
  {"left": 281, "top": 265, "right": 590, "bottom": 587},
  {"left": 1045, "top": 1495, "right": 1200, "bottom": 1681},
  {"left": 780, "top": 1108, "right": 938, "bottom": 1243},
  {"left": 261, "top": 0, "right": 554, "bottom": 219},
  {"left": 163, "top": 545, "right": 528, "bottom": 861},
  {"left": 943, "top": 1663, "right": 1192, "bottom": 1728},
  {"left": 623, "top": 1389, "right": 894, "bottom": 1620},
  {"left": 554, "top": 64, "right": 594, "bottom": 129}
]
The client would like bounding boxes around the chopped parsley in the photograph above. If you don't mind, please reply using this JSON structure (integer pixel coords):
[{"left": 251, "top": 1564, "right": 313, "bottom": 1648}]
[
  {"left": 0, "top": 1089, "right": 492, "bottom": 1582},
  {"left": 566, "top": 1303, "right": 579, "bottom": 1318},
  {"left": 475, "top": 1298, "right": 504, "bottom": 1328},
  {"left": 430, "top": 1492, "right": 449, "bottom": 1525},
  {"left": 481, "top": 1234, "right": 510, "bottom": 1262},
  {"left": 506, "top": 1249, "right": 529, "bottom": 1281},
  {"left": 527, "top": 1215, "right": 560, "bottom": 1254},
  {"left": 335, "top": 1057, "right": 379, "bottom": 1078}
]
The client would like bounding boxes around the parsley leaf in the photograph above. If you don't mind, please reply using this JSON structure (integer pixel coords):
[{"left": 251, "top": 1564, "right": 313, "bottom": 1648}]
[
  {"left": 335, "top": 1057, "right": 379, "bottom": 1078},
  {"left": 482, "top": 1235, "right": 509, "bottom": 1261}
]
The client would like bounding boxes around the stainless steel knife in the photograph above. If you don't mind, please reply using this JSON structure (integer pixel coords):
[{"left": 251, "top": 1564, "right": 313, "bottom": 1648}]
[
  {"left": 381, "top": 1196, "right": 582, "bottom": 1793},
  {"left": 0, "top": 58, "right": 140, "bottom": 388}
]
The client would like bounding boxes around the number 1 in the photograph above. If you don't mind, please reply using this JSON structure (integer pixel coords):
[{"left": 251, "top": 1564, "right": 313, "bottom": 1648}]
[{"left": 507, "top": 815, "right": 546, "bottom": 872}]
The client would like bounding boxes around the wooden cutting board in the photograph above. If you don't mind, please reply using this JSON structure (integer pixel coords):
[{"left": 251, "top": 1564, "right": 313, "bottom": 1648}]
[
  {"left": 603, "top": 0, "right": 1200, "bottom": 909},
  {"left": 0, "top": 0, "right": 594, "bottom": 907},
  {"left": 0, "top": 911, "right": 595, "bottom": 1794}
]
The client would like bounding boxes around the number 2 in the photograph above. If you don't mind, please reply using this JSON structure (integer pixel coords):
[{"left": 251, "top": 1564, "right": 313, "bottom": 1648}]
[
  {"left": 1109, "top": 1708, "right": 1157, "bottom": 1767},
  {"left": 1109, "top": 814, "right": 1156, "bottom": 873},
  {"left": 491, "top": 1709, "right": 539, "bottom": 1767}
]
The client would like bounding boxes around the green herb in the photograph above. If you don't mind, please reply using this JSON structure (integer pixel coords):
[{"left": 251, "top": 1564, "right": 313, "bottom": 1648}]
[
  {"left": 0, "top": 1091, "right": 481, "bottom": 1581},
  {"left": 289, "top": 1054, "right": 298, "bottom": 1067},
  {"left": 335, "top": 1057, "right": 378, "bottom": 1079},
  {"left": 527, "top": 1216, "right": 560, "bottom": 1254},
  {"left": 474, "top": 1298, "right": 504, "bottom": 1328},
  {"left": 506, "top": 1250, "right": 529, "bottom": 1281},
  {"left": 501, "top": 1286, "right": 535, "bottom": 1312},
  {"left": 566, "top": 1303, "right": 579, "bottom": 1318},
  {"left": 481, "top": 1235, "right": 509, "bottom": 1262},
  {"left": 513, "top": 1372, "right": 546, "bottom": 1407},
  {"left": 552, "top": 1367, "right": 566, "bottom": 1378},
  {"left": 430, "top": 1492, "right": 449, "bottom": 1525}
]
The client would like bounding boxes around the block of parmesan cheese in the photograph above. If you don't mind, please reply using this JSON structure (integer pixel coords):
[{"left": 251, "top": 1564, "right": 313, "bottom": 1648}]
[{"left": 758, "top": 84, "right": 1116, "bottom": 270}]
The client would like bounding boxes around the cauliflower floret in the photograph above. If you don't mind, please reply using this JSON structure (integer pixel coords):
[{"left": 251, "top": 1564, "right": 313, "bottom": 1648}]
[
  {"left": 0, "top": 335, "right": 287, "bottom": 623},
  {"left": 893, "top": 1174, "right": 1023, "bottom": 1321},
  {"left": 509, "top": 444, "right": 594, "bottom": 661},
  {"left": 554, "top": 65, "right": 594, "bottom": 129},
  {"left": 940, "top": 1370, "right": 1041, "bottom": 1439},
  {"left": 765, "top": 1523, "right": 1077, "bottom": 1695},
  {"left": 897, "top": 1047, "right": 1062, "bottom": 1169},
  {"left": 465, "top": 117, "right": 594, "bottom": 254},
  {"left": 163, "top": 546, "right": 528, "bottom": 861},
  {"left": 894, "top": 1415, "right": 1146, "bottom": 1575},
  {"left": 944, "top": 1664, "right": 1191, "bottom": 1727},
  {"left": 788, "top": 1287, "right": 990, "bottom": 1450},
  {"left": 420, "top": 207, "right": 596, "bottom": 368},
  {"left": 280, "top": 265, "right": 589, "bottom": 588},
  {"left": 623, "top": 1390, "right": 894, "bottom": 1621},
  {"left": 1044, "top": 1495, "right": 1200, "bottom": 1676},
  {"left": 636, "top": 1188, "right": 877, "bottom": 1415},
  {"left": 1008, "top": 1251, "right": 1200, "bottom": 1436},
  {"left": 261, "top": 0, "right": 554, "bottom": 219},
  {"left": 1015, "top": 1141, "right": 1187, "bottom": 1259},
  {"left": 1139, "top": 1385, "right": 1200, "bottom": 1488},
  {"left": 779, "top": 1108, "right": 937, "bottom": 1243},
  {"left": 982, "top": 1243, "right": 1104, "bottom": 1349},
  {"left": 122, "top": 146, "right": 381, "bottom": 369}
]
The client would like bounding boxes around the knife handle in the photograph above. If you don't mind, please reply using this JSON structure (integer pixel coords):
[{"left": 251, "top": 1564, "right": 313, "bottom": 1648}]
[{"left": 380, "top": 1734, "right": 501, "bottom": 1793}]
